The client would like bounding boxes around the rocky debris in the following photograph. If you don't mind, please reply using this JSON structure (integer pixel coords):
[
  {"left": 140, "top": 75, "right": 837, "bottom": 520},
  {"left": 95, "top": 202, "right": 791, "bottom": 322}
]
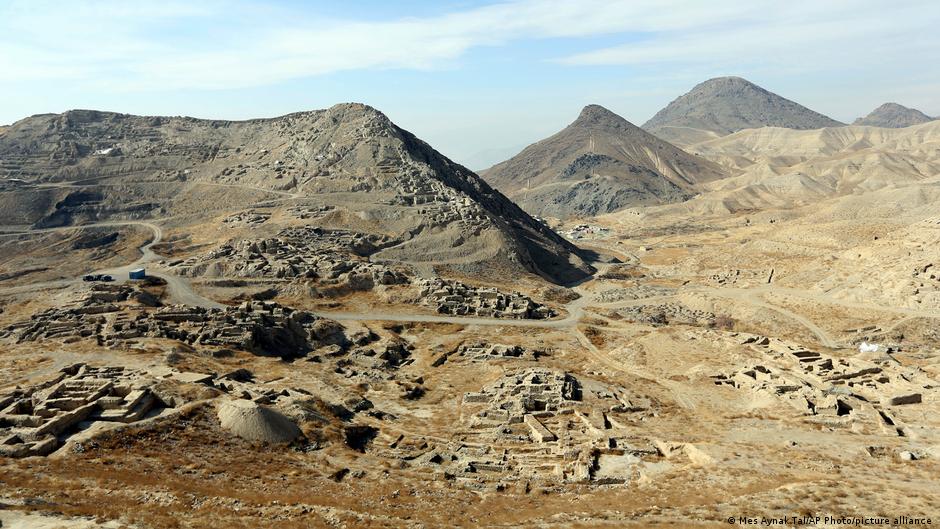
[
  {"left": 561, "top": 223, "right": 611, "bottom": 240},
  {"left": 0, "top": 364, "right": 168, "bottom": 457},
  {"left": 417, "top": 278, "right": 554, "bottom": 319},
  {"left": 617, "top": 303, "right": 715, "bottom": 326},
  {"left": 217, "top": 399, "right": 303, "bottom": 444},
  {"left": 172, "top": 227, "right": 410, "bottom": 293},
  {"left": 464, "top": 369, "right": 582, "bottom": 422},
  {"left": 596, "top": 285, "right": 674, "bottom": 303},
  {"left": 3, "top": 296, "right": 347, "bottom": 359},
  {"left": 435, "top": 342, "right": 544, "bottom": 365},
  {"left": 222, "top": 211, "right": 270, "bottom": 226},
  {"left": 321, "top": 340, "right": 441, "bottom": 406},
  {"left": 715, "top": 334, "right": 936, "bottom": 433},
  {"left": 393, "top": 171, "right": 494, "bottom": 225},
  {"left": 370, "top": 369, "right": 657, "bottom": 485},
  {"left": 287, "top": 204, "right": 334, "bottom": 220},
  {"left": 708, "top": 268, "right": 775, "bottom": 287}
]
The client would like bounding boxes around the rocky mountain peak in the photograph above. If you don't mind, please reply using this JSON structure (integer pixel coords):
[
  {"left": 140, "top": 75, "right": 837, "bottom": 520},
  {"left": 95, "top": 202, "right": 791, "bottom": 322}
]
[
  {"left": 853, "top": 102, "right": 935, "bottom": 128},
  {"left": 642, "top": 76, "right": 844, "bottom": 143},
  {"left": 572, "top": 104, "right": 632, "bottom": 129},
  {"left": 481, "top": 105, "right": 726, "bottom": 218}
]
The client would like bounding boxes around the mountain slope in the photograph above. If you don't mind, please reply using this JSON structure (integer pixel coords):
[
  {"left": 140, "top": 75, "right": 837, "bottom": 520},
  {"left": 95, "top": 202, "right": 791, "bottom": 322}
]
[
  {"left": 480, "top": 104, "right": 726, "bottom": 218},
  {"left": 673, "top": 120, "right": 940, "bottom": 213},
  {"left": 0, "top": 105, "right": 593, "bottom": 284},
  {"left": 643, "top": 77, "right": 844, "bottom": 145},
  {"left": 853, "top": 102, "right": 935, "bottom": 128}
]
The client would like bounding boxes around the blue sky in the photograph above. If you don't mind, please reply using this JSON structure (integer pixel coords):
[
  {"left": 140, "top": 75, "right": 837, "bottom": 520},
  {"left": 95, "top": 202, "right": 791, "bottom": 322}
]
[{"left": 2, "top": 0, "right": 939, "bottom": 168}]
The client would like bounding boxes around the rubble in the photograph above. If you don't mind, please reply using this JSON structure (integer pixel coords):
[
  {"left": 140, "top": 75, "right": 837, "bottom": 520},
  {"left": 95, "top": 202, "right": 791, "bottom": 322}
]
[
  {"left": 171, "top": 227, "right": 410, "bottom": 292},
  {"left": 714, "top": 334, "right": 936, "bottom": 433},
  {"left": 222, "top": 211, "right": 270, "bottom": 226},
  {"left": 2, "top": 293, "right": 347, "bottom": 359},
  {"left": 596, "top": 285, "right": 674, "bottom": 303},
  {"left": 368, "top": 368, "right": 662, "bottom": 485},
  {"left": 708, "top": 268, "right": 775, "bottom": 287},
  {"left": 617, "top": 302, "right": 715, "bottom": 326},
  {"left": 418, "top": 279, "right": 555, "bottom": 320},
  {"left": 432, "top": 342, "right": 545, "bottom": 366},
  {"left": 0, "top": 364, "right": 168, "bottom": 458},
  {"left": 287, "top": 204, "right": 334, "bottom": 220},
  {"left": 561, "top": 224, "right": 610, "bottom": 240}
]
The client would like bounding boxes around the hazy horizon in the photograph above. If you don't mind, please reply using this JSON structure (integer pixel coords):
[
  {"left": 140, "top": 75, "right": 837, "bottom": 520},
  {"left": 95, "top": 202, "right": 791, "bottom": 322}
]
[{"left": 3, "top": 0, "right": 938, "bottom": 168}]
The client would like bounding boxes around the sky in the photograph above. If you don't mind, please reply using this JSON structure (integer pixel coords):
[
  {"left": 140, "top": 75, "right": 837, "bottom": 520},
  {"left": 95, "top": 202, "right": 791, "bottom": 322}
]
[{"left": 2, "top": 0, "right": 939, "bottom": 168}]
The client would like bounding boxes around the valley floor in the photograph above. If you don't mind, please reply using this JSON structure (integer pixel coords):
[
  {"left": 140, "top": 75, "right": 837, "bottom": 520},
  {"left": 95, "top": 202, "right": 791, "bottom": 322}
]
[{"left": 1, "top": 177, "right": 938, "bottom": 528}]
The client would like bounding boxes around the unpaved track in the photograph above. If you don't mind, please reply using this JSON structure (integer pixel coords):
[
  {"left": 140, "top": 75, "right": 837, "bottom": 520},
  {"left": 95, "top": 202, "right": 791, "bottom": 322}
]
[
  {"left": 0, "top": 220, "right": 222, "bottom": 308},
  {"left": 5, "top": 212, "right": 932, "bottom": 349}
]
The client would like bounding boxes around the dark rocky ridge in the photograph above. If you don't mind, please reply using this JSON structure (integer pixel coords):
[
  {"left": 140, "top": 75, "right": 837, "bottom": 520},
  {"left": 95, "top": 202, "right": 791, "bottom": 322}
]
[
  {"left": 853, "top": 103, "right": 936, "bottom": 128},
  {"left": 643, "top": 76, "right": 844, "bottom": 143}
]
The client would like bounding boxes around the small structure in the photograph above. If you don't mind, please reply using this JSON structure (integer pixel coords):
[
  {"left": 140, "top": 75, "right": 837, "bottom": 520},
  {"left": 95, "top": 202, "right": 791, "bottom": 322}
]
[{"left": 129, "top": 268, "right": 146, "bottom": 280}]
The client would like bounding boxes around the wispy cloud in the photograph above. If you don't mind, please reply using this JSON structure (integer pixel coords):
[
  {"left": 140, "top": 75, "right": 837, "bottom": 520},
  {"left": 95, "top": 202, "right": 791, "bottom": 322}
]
[
  {"left": 1, "top": 0, "right": 938, "bottom": 147},
  {"left": 0, "top": 0, "right": 845, "bottom": 90},
  {"left": 558, "top": 1, "right": 940, "bottom": 72}
]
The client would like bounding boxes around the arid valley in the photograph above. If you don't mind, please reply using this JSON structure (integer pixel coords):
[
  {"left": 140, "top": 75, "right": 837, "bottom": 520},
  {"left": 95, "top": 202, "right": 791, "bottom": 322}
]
[
  {"left": 0, "top": 75, "right": 938, "bottom": 528},
  {"left": 1, "top": 3, "right": 939, "bottom": 526}
]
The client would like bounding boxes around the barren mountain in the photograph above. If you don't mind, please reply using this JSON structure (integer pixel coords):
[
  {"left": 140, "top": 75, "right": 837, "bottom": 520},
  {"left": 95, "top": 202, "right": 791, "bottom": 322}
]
[
  {"left": 657, "top": 120, "right": 940, "bottom": 214},
  {"left": 0, "top": 105, "right": 592, "bottom": 283},
  {"left": 480, "top": 104, "right": 726, "bottom": 218},
  {"left": 643, "top": 76, "right": 844, "bottom": 145},
  {"left": 853, "top": 102, "right": 935, "bottom": 128}
]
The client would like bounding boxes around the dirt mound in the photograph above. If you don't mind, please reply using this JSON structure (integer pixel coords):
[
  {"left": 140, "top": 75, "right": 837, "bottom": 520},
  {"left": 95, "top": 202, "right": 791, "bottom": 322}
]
[{"left": 217, "top": 399, "right": 303, "bottom": 444}]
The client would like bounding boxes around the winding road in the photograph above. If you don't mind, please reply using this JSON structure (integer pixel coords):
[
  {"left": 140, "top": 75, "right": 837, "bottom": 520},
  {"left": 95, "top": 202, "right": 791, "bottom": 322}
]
[{"left": 0, "top": 220, "right": 222, "bottom": 308}]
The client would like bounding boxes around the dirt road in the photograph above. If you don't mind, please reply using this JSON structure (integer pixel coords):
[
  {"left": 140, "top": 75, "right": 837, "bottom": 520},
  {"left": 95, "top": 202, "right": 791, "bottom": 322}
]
[{"left": 0, "top": 221, "right": 222, "bottom": 309}]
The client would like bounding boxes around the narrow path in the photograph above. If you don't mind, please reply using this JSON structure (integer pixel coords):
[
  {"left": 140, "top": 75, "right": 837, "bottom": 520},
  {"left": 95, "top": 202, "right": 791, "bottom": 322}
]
[{"left": 692, "top": 286, "right": 839, "bottom": 348}]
